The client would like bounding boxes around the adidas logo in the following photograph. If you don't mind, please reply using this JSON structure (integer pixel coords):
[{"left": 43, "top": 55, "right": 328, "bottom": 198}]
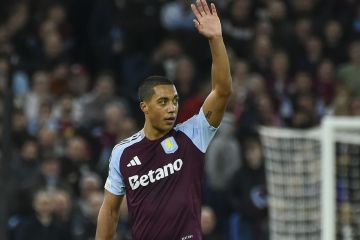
[{"left": 127, "top": 156, "right": 141, "bottom": 167}]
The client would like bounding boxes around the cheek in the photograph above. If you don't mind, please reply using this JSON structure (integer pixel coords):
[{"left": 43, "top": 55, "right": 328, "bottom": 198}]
[
  {"left": 152, "top": 113, "right": 163, "bottom": 123},
  {"left": 149, "top": 107, "right": 163, "bottom": 122}
]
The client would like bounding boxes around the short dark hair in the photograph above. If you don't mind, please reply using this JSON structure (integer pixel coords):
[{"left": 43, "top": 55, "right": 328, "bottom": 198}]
[{"left": 138, "top": 76, "right": 174, "bottom": 101}]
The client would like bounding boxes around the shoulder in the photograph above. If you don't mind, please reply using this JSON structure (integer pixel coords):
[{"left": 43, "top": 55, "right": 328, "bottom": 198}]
[
  {"left": 174, "top": 108, "right": 217, "bottom": 133},
  {"left": 174, "top": 108, "right": 218, "bottom": 153},
  {"left": 117, "top": 130, "right": 144, "bottom": 147},
  {"left": 111, "top": 131, "right": 145, "bottom": 160}
]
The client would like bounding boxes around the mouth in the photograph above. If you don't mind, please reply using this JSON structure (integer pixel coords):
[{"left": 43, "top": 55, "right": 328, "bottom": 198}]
[{"left": 164, "top": 117, "right": 176, "bottom": 124}]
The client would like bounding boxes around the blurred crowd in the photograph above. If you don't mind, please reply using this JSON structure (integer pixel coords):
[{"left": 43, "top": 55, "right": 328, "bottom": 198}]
[{"left": 1, "top": 0, "right": 360, "bottom": 239}]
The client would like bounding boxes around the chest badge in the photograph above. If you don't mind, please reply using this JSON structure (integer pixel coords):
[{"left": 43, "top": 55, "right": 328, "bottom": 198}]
[{"left": 161, "top": 137, "right": 178, "bottom": 154}]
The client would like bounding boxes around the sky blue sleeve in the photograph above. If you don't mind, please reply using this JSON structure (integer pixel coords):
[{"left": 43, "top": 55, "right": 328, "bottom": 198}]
[
  {"left": 175, "top": 107, "right": 218, "bottom": 153},
  {"left": 104, "top": 145, "right": 126, "bottom": 196}
]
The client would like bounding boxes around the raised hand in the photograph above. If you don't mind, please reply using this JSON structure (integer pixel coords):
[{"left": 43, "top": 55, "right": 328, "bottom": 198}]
[{"left": 191, "top": 0, "right": 222, "bottom": 39}]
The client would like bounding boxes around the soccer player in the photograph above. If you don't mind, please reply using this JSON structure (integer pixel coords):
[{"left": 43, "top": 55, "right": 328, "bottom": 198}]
[{"left": 96, "top": 0, "right": 232, "bottom": 239}]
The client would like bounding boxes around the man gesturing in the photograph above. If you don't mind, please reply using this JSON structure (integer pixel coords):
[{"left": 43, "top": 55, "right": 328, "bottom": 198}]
[{"left": 96, "top": 0, "right": 232, "bottom": 239}]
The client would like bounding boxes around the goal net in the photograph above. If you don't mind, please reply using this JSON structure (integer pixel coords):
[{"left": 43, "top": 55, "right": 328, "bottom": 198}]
[{"left": 260, "top": 117, "right": 360, "bottom": 240}]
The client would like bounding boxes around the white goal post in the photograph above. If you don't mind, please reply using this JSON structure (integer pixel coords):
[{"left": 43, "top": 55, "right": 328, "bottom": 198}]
[
  {"left": 259, "top": 116, "right": 360, "bottom": 240},
  {"left": 321, "top": 117, "right": 360, "bottom": 240}
]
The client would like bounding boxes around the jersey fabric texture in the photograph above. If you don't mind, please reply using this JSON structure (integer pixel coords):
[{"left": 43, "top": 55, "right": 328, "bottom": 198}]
[{"left": 105, "top": 108, "right": 217, "bottom": 240}]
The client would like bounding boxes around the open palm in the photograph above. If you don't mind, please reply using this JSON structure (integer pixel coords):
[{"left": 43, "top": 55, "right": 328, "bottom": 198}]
[{"left": 191, "top": 0, "right": 222, "bottom": 39}]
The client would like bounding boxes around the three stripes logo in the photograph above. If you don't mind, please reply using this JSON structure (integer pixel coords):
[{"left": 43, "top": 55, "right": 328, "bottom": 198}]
[{"left": 127, "top": 156, "right": 142, "bottom": 167}]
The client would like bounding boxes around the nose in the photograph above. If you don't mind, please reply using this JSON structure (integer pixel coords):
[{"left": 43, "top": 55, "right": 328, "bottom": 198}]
[{"left": 167, "top": 103, "right": 177, "bottom": 113}]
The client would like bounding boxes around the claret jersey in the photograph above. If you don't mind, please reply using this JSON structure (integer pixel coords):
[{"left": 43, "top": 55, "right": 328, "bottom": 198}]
[{"left": 104, "top": 108, "right": 217, "bottom": 240}]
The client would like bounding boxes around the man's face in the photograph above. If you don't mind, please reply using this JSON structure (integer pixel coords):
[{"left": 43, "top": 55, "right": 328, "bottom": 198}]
[{"left": 142, "top": 84, "right": 179, "bottom": 134}]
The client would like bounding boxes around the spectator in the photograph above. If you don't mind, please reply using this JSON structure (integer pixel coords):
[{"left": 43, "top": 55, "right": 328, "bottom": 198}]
[
  {"left": 205, "top": 113, "right": 242, "bottom": 192},
  {"left": 323, "top": 20, "right": 347, "bottom": 64},
  {"left": 266, "top": 50, "right": 291, "bottom": 100},
  {"left": 173, "top": 55, "right": 197, "bottom": 102},
  {"left": 288, "top": 18, "right": 313, "bottom": 60},
  {"left": 297, "top": 35, "right": 323, "bottom": 72},
  {"left": 267, "top": 0, "right": 292, "bottom": 49},
  {"left": 24, "top": 70, "right": 52, "bottom": 123},
  {"left": 67, "top": 64, "right": 90, "bottom": 100},
  {"left": 11, "top": 138, "right": 40, "bottom": 183},
  {"left": 250, "top": 34, "right": 273, "bottom": 76},
  {"left": 50, "top": 94, "right": 78, "bottom": 139},
  {"left": 222, "top": 0, "right": 255, "bottom": 58},
  {"left": 49, "top": 62, "right": 70, "bottom": 97},
  {"left": 27, "top": 99, "right": 54, "bottom": 136},
  {"left": 229, "top": 136, "right": 268, "bottom": 240},
  {"left": 228, "top": 60, "right": 250, "bottom": 121},
  {"left": 338, "top": 41, "right": 360, "bottom": 98},
  {"left": 12, "top": 108, "right": 32, "bottom": 149},
  {"left": 52, "top": 189, "right": 76, "bottom": 238},
  {"left": 177, "top": 80, "right": 210, "bottom": 123},
  {"left": 332, "top": 84, "right": 353, "bottom": 116},
  {"left": 37, "top": 127, "right": 61, "bottom": 157},
  {"left": 205, "top": 112, "right": 241, "bottom": 237},
  {"left": 92, "top": 101, "right": 129, "bottom": 174},
  {"left": 254, "top": 93, "right": 282, "bottom": 127},
  {"left": 151, "top": 38, "right": 184, "bottom": 80},
  {"left": 61, "top": 136, "right": 91, "bottom": 196},
  {"left": 316, "top": 59, "right": 337, "bottom": 108},
  {"left": 41, "top": 31, "right": 67, "bottom": 69},
  {"left": 201, "top": 206, "right": 218, "bottom": 240},
  {"left": 76, "top": 173, "right": 102, "bottom": 216},
  {"left": 78, "top": 71, "right": 125, "bottom": 128},
  {"left": 73, "top": 191, "right": 104, "bottom": 240},
  {"left": 287, "top": 71, "right": 323, "bottom": 127},
  {"left": 14, "top": 190, "right": 68, "bottom": 240},
  {"left": 13, "top": 155, "right": 68, "bottom": 215}
]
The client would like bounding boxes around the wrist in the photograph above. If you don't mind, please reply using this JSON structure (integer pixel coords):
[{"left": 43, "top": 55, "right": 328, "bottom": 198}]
[{"left": 208, "top": 34, "right": 223, "bottom": 41}]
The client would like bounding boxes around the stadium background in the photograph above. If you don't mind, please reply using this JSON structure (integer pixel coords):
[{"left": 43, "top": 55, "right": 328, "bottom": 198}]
[{"left": 0, "top": 0, "right": 359, "bottom": 239}]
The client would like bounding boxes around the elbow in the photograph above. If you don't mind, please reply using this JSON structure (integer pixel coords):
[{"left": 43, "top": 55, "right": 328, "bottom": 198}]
[
  {"left": 217, "top": 89, "right": 232, "bottom": 98},
  {"left": 226, "top": 85, "right": 233, "bottom": 97},
  {"left": 213, "top": 75, "right": 233, "bottom": 97},
  {"left": 218, "top": 81, "right": 233, "bottom": 97}
]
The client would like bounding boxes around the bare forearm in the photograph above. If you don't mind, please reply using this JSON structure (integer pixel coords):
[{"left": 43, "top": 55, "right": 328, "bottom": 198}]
[
  {"left": 96, "top": 205, "right": 120, "bottom": 240},
  {"left": 209, "top": 36, "right": 232, "bottom": 96}
]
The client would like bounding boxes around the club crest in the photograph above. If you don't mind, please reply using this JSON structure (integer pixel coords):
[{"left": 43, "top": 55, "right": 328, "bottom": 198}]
[{"left": 161, "top": 137, "right": 178, "bottom": 154}]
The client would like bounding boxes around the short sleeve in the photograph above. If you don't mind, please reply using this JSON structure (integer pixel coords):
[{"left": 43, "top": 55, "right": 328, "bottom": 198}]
[
  {"left": 104, "top": 146, "right": 126, "bottom": 196},
  {"left": 174, "top": 107, "right": 218, "bottom": 153}
]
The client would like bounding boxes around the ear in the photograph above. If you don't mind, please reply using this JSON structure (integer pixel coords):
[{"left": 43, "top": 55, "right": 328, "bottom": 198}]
[{"left": 140, "top": 101, "right": 148, "bottom": 114}]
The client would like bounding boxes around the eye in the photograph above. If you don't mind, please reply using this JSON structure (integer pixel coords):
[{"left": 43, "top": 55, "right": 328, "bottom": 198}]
[
  {"left": 158, "top": 99, "right": 167, "bottom": 105},
  {"left": 173, "top": 98, "right": 179, "bottom": 105}
]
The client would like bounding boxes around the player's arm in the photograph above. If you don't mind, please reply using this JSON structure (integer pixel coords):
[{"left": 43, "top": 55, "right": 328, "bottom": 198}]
[
  {"left": 191, "top": 0, "right": 232, "bottom": 128},
  {"left": 96, "top": 190, "right": 124, "bottom": 240}
]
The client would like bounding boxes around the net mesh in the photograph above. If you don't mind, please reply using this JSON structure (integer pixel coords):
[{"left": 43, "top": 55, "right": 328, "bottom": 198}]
[
  {"left": 335, "top": 132, "right": 360, "bottom": 239},
  {"left": 260, "top": 127, "right": 321, "bottom": 240},
  {"left": 260, "top": 127, "right": 360, "bottom": 240}
]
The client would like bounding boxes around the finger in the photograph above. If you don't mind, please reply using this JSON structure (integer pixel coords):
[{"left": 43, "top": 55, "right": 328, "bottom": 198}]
[
  {"left": 201, "top": 0, "right": 211, "bottom": 15},
  {"left": 191, "top": 4, "right": 202, "bottom": 20},
  {"left": 210, "top": 3, "right": 217, "bottom": 16},
  {"left": 196, "top": 0, "right": 205, "bottom": 16},
  {"left": 193, "top": 19, "right": 200, "bottom": 30}
]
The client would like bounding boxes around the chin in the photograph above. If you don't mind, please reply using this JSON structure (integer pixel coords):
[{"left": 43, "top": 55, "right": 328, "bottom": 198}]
[
  {"left": 164, "top": 126, "right": 173, "bottom": 131},
  {"left": 163, "top": 124, "right": 174, "bottom": 131}
]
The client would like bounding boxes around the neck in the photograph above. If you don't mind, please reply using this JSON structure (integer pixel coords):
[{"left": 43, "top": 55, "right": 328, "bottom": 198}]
[{"left": 143, "top": 121, "right": 168, "bottom": 140}]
